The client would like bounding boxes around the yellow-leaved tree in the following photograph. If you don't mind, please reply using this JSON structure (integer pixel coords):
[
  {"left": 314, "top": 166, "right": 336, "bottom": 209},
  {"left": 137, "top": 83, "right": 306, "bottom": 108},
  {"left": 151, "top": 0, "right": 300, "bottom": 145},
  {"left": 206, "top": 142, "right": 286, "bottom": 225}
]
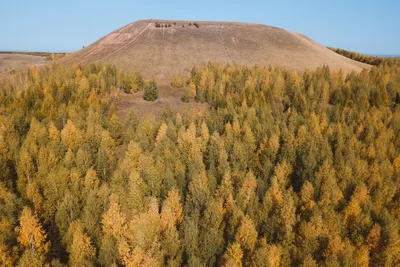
[
  {"left": 61, "top": 119, "right": 83, "bottom": 151},
  {"left": 16, "top": 207, "right": 49, "bottom": 266},
  {"left": 66, "top": 220, "right": 96, "bottom": 267}
]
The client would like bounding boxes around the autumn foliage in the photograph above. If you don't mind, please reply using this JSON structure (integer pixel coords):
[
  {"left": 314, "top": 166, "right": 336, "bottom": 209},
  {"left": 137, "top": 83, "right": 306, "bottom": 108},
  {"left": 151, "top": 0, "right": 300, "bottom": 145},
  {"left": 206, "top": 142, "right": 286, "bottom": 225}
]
[{"left": 0, "top": 56, "right": 399, "bottom": 266}]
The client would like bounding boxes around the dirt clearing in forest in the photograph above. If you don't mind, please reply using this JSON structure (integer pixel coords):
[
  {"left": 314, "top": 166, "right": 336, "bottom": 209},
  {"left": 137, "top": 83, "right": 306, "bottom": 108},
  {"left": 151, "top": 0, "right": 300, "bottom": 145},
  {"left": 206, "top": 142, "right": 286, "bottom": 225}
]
[{"left": 116, "top": 85, "right": 207, "bottom": 123}]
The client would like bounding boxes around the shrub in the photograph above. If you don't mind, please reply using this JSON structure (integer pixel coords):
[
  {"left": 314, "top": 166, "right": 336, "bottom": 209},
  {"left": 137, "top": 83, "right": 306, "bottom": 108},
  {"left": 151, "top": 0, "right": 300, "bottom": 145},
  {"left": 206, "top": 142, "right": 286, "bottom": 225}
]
[
  {"left": 171, "top": 75, "right": 184, "bottom": 88},
  {"left": 121, "top": 71, "right": 143, "bottom": 93},
  {"left": 193, "top": 22, "right": 199, "bottom": 28},
  {"left": 131, "top": 72, "right": 144, "bottom": 93},
  {"left": 143, "top": 78, "right": 159, "bottom": 101},
  {"left": 181, "top": 89, "right": 190, "bottom": 102}
]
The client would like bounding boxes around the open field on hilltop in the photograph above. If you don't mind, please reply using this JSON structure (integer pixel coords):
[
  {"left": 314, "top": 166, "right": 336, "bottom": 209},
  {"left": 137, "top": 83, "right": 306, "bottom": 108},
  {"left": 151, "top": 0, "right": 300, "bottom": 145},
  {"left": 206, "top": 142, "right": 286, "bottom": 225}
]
[{"left": 0, "top": 54, "right": 47, "bottom": 78}]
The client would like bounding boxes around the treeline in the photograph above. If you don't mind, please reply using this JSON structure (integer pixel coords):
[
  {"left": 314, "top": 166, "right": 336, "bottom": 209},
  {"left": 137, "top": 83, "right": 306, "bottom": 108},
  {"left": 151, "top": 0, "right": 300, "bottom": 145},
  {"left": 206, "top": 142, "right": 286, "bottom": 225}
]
[
  {"left": 327, "top": 47, "right": 400, "bottom": 66},
  {"left": 46, "top": 53, "right": 68, "bottom": 61},
  {"left": 0, "top": 59, "right": 399, "bottom": 266}
]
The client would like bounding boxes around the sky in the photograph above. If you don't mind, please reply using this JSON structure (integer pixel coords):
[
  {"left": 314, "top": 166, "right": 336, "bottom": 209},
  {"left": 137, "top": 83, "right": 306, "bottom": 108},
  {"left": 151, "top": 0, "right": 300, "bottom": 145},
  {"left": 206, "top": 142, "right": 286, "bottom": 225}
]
[{"left": 0, "top": 0, "right": 399, "bottom": 55}]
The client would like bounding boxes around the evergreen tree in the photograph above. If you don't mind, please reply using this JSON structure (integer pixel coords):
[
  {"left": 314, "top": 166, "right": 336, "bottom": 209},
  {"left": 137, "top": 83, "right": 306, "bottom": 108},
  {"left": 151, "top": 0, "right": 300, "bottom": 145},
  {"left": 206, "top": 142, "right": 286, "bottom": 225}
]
[{"left": 143, "top": 79, "right": 159, "bottom": 101}]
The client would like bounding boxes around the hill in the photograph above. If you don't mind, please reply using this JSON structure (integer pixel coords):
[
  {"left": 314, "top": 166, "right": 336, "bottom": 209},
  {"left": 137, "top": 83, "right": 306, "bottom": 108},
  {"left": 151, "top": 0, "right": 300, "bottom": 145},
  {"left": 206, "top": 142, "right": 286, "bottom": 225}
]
[{"left": 61, "top": 20, "right": 370, "bottom": 83}]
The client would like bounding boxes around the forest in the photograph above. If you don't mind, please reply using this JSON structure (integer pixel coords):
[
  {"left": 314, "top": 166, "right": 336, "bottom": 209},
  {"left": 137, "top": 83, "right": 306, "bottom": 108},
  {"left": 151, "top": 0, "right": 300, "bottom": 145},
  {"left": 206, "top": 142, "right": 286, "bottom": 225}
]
[
  {"left": 327, "top": 47, "right": 400, "bottom": 66},
  {"left": 0, "top": 56, "right": 399, "bottom": 266}
]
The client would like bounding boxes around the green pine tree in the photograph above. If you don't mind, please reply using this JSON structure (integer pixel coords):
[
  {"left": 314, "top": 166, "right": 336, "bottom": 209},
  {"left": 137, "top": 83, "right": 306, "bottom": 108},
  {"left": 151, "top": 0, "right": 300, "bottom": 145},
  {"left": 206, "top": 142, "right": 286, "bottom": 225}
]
[{"left": 143, "top": 79, "right": 159, "bottom": 101}]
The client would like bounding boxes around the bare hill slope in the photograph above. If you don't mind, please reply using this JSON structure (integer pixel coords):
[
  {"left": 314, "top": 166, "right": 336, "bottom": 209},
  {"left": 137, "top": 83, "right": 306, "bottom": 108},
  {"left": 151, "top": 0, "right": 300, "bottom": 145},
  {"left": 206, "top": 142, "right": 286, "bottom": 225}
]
[{"left": 62, "top": 20, "right": 370, "bottom": 82}]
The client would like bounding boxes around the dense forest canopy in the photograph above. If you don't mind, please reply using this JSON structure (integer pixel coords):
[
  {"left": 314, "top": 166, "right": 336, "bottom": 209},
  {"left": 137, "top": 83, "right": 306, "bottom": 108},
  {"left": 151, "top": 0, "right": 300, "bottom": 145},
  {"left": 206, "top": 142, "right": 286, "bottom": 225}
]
[{"left": 0, "top": 56, "right": 399, "bottom": 266}]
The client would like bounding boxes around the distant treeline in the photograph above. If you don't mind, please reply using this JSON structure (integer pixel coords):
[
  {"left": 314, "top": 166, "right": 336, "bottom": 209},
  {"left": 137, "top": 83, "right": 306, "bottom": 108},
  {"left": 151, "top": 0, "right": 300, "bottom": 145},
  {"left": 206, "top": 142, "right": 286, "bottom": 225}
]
[
  {"left": 154, "top": 21, "right": 200, "bottom": 28},
  {"left": 327, "top": 47, "right": 400, "bottom": 66},
  {"left": 0, "top": 51, "right": 68, "bottom": 61}
]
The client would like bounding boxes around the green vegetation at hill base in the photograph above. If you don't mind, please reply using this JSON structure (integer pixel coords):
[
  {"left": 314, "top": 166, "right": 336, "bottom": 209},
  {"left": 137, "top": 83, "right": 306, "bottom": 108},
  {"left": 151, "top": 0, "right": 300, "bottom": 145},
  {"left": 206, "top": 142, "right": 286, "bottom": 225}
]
[
  {"left": 328, "top": 47, "right": 400, "bottom": 66},
  {"left": 0, "top": 56, "right": 400, "bottom": 266}
]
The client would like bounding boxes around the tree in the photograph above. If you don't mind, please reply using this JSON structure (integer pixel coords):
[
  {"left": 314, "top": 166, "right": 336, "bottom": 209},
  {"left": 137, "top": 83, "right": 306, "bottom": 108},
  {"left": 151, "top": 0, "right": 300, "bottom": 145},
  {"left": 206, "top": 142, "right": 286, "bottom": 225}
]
[
  {"left": 17, "top": 248, "right": 47, "bottom": 267},
  {"left": 16, "top": 207, "right": 48, "bottom": 253},
  {"left": 221, "top": 243, "right": 243, "bottom": 267},
  {"left": 120, "top": 198, "right": 164, "bottom": 266},
  {"left": 75, "top": 145, "right": 93, "bottom": 175},
  {"left": 198, "top": 198, "right": 225, "bottom": 265},
  {"left": 67, "top": 221, "right": 96, "bottom": 267},
  {"left": 182, "top": 212, "right": 202, "bottom": 266},
  {"left": 301, "top": 254, "right": 318, "bottom": 267},
  {"left": 155, "top": 123, "right": 168, "bottom": 144},
  {"left": 161, "top": 188, "right": 183, "bottom": 230},
  {"left": 0, "top": 241, "right": 17, "bottom": 266},
  {"left": 171, "top": 75, "right": 184, "bottom": 88},
  {"left": 317, "top": 160, "right": 343, "bottom": 210},
  {"left": 0, "top": 185, "right": 20, "bottom": 267},
  {"left": 237, "top": 171, "right": 257, "bottom": 210},
  {"left": 16, "top": 207, "right": 49, "bottom": 266},
  {"left": 102, "top": 197, "right": 127, "bottom": 240},
  {"left": 108, "top": 113, "right": 122, "bottom": 144},
  {"left": 235, "top": 215, "right": 257, "bottom": 252},
  {"left": 251, "top": 239, "right": 282, "bottom": 267},
  {"left": 61, "top": 119, "right": 83, "bottom": 151},
  {"left": 81, "top": 169, "right": 104, "bottom": 243},
  {"left": 131, "top": 71, "right": 144, "bottom": 93},
  {"left": 161, "top": 189, "right": 183, "bottom": 265},
  {"left": 187, "top": 171, "right": 209, "bottom": 211},
  {"left": 100, "top": 197, "right": 127, "bottom": 265},
  {"left": 143, "top": 79, "right": 159, "bottom": 101},
  {"left": 121, "top": 71, "right": 143, "bottom": 93},
  {"left": 78, "top": 76, "right": 90, "bottom": 97},
  {"left": 99, "top": 234, "right": 119, "bottom": 266}
]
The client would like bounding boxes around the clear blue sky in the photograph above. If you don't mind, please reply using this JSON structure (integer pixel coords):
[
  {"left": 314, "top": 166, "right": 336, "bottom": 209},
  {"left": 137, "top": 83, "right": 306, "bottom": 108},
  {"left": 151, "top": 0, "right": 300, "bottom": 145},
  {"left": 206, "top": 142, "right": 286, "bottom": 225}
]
[{"left": 1, "top": 0, "right": 399, "bottom": 55}]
